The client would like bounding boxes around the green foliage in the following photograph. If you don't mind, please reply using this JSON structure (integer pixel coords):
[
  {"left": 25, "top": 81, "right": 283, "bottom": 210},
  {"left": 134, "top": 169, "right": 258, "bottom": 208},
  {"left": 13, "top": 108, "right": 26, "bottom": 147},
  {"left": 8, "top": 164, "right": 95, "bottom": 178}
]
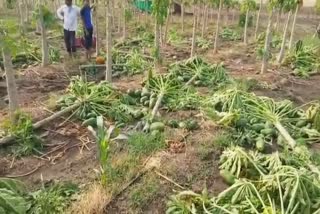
[
  {"left": 168, "top": 148, "right": 320, "bottom": 213},
  {"left": 125, "top": 8, "right": 133, "bottom": 22},
  {"left": 196, "top": 37, "right": 211, "bottom": 50},
  {"left": 88, "top": 116, "right": 127, "bottom": 187},
  {"left": 0, "top": 189, "right": 30, "bottom": 214},
  {"left": 6, "top": 0, "right": 16, "bottom": 9},
  {"left": 32, "top": 5, "right": 57, "bottom": 28},
  {"left": 152, "top": 0, "right": 170, "bottom": 25},
  {"left": 127, "top": 132, "right": 165, "bottom": 157},
  {"left": 214, "top": 132, "right": 234, "bottom": 148},
  {"left": 0, "top": 19, "right": 20, "bottom": 54},
  {"left": 284, "top": 39, "right": 320, "bottom": 78},
  {"left": 0, "top": 178, "right": 29, "bottom": 214},
  {"left": 169, "top": 57, "right": 230, "bottom": 88},
  {"left": 316, "top": 0, "right": 320, "bottom": 13},
  {"left": 238, "top": 13, "right": 253, "bottom": 27},
  {"left": 29, "top": 183, "right": 78, "bottom": 214},
  {"left": 240, "top": 0, "right": 257, "bottom": 12},
  {"left": 219, "top": 28, "right": 241, "bottom": 41},
  {"left": 1, "top": 112, "right": 42, "bottom": 157}
]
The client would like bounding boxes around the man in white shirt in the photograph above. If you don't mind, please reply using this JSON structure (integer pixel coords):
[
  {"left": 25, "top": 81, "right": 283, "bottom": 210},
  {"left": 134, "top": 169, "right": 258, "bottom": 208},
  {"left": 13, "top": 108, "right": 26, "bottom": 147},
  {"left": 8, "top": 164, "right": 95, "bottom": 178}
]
[{"left": 57, "top": 0, "right": 80, "bottom": 57}]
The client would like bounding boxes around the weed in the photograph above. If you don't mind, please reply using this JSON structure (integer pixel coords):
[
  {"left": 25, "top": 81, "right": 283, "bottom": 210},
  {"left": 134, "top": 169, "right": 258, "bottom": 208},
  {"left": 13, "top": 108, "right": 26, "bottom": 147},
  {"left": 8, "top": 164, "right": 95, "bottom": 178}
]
[
  {"left": 127, "top": 132, "right": 165, "bottom": 157},
  {"left": 213, "top": 132, "right": 234, "bottom": 148},
  {"left": 1, "top": 112, "right": 42, "bottom": 157},
  {"left": 129, "top": 175, "right": 160, "bottom": 210},
  {"left": 29, "top": 182, "right": 79, "bottom": 214}
]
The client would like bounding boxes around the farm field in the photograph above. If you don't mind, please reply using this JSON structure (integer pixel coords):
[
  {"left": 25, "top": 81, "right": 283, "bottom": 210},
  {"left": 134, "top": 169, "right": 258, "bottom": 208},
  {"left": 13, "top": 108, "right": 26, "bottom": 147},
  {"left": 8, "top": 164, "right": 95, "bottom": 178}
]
[{"left": 1, "top": 0, "right": 320, "bottom": 213}]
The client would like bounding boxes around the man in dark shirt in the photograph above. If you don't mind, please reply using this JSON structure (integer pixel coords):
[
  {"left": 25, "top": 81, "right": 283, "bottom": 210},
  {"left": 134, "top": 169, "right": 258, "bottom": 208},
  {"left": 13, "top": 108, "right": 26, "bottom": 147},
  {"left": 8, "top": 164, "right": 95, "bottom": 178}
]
[{"left": 80, "top": 0, "right": 94, "bottom": 59}]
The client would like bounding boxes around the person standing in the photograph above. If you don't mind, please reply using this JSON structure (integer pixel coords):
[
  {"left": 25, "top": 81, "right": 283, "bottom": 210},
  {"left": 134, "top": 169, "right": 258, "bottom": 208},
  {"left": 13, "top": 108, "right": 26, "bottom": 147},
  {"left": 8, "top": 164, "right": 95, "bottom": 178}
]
[
  {"left": 80, "top": 0, "right": 94, "bottom": 60},
  {"left": 57, "top": 0, "right": 80, "bottom": 57}
]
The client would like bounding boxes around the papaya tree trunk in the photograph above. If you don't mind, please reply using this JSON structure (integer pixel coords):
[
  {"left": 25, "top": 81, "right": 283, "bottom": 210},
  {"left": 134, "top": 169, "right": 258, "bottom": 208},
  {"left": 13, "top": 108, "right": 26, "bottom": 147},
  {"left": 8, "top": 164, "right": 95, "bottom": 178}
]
[
  {"left": 244, "top": 9, "right": 249, "bottom": 45},
  {"left": 123, "top": 0, "right": 127, "bottom": 39},
  {"left": 277, "top": 11, "right": 292, "bottom": 64},
  {"left": 164, "top": 4, "right": 171, "bottom": 45},
  {"left": 154, "top": 21, "right": 161, "bottom": 69},
  {"left": 18, "top": 1, "right": 26, "bottom": 33},
  {"left": 105, "top": 0, "right": 112, "bottom": 82},
  {"left": 39, "top": 4, "right": 49, "bottom": 66},
  {"left": 2, "top": 49, "right": 19, "bottom": 123},
  {"left": 261, "top": 10, "right": 274, "bottom": 74},
  {"left": 232, "top": 9, "right": 235, "bottom": 24},
  {"left": 191, "top": 6, "right": 197, "bottom": 58},
  {"left": 274, "top": 8, "right": 282, "bottom": 31},
  {"left": 181, "top": 3, "right": 185, "bottom": 33},
  {"left": 288, "top": 5, "right": 299, "bottom": 50},
  {"left": 213, "top": 0, "right": 223, "bottom": 53},
  {"left": 255, "top": 0, "right": 263, "bottom": 39},
  {"left": 201, "top": 5, "right": 208, "bottom": 37}
]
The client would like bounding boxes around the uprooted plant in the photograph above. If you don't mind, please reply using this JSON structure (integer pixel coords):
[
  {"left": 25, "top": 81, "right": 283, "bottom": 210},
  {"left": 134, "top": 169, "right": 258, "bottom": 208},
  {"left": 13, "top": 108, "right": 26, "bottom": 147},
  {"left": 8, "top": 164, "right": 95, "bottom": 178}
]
[
  {"left": 1, "top": 112, "right": 42, "bottom": 156},
  {"left": 170, "top": 57, "right": 230, "bottom": 87},
  {"left": 57, "top": 77, "right": 138, "bottom": 125},
  {"left": 284, "top": 39, "right": 320, "bottom": 78}
]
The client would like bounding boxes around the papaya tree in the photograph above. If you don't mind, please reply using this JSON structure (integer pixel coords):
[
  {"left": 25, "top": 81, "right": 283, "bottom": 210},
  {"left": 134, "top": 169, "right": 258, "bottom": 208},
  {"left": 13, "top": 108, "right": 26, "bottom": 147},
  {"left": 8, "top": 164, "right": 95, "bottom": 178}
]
[
  {"left": 274, "top": 0, "right": 284, "bottom": 31},
  {"left": 152, "top": 0, "right": 170, "bottom": 70},
  {"left": 288, "top": 0, "right": 302, "bottom": 50},
  {"left": 0, "top": 20, "right": 19, "bottom": 123},
  {"left": 33, "top": 2, "right": 56, "bottom": 66},
  {"left": 212, "top": 0, "right": 223, "bottom": 53},
  {"left": 277, "top": 0, "right": 298, "bottom": 63},
  {"left": 223, "top": 0, "right": 233, "bottom": 25},
  {"left": 105, "top": 0, "right": 113, "bottom": 82},
  {"left": 241, "top": 0, "right": 256, "bottom": 45},
  {"left": 261, "top": 0, "right": 277, "bottom": 74},
  {"left": 231, "top": 0, "right": 240, "bottom": 24},
  {"left": 201, "top": 2, "right": 209, "bottom": 37},
  {"left": 254, "top": 0, "right": 263, "bottom": 39},
  {"left": 123, "top": 0, "right": 132, "bottom": 39},
  {"left": 191, "top": 1, "right": 198, "bottom": 57},
  {"left": 164, "top": 0, "right": 173, "bottom": 45}
]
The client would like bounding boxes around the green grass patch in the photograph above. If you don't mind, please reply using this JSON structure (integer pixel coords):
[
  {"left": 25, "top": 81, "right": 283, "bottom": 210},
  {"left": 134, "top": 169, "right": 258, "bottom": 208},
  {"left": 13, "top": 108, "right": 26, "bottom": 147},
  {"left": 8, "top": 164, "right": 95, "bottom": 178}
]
[
  {"left": 127, "top": 132, "right": 165, "bottom": 157},
  {"left": 213, "top": 132, "right": 234, "bottom": 149},
  {"left": 129, "top": 175, "right": 160, "bottom": 211}
]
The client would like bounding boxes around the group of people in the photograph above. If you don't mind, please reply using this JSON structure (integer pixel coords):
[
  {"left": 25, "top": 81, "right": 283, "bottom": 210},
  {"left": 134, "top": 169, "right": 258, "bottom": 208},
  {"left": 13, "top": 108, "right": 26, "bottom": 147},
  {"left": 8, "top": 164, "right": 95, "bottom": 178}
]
[{"left": 57, "top": 0, "right": 94, "bottom": 59}]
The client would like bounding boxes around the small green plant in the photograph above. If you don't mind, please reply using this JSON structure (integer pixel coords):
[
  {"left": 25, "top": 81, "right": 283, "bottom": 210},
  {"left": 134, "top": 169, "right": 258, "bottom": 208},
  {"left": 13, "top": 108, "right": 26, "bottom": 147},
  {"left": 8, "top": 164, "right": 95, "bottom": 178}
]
[
  {"left": 29, "top": 182, "right": 78, "bottom": 214},
  {"left": 127, "top": 132, "right": 165, "bottom": 157},
  {"left": 2, "top": 112, "right": 42, "bottom": 157},
  {"left": 214, "top": 132, "right": 234, "bottom": 148},
  {"left": 88, "top": 116, "right": 127, "bottom": 187}
]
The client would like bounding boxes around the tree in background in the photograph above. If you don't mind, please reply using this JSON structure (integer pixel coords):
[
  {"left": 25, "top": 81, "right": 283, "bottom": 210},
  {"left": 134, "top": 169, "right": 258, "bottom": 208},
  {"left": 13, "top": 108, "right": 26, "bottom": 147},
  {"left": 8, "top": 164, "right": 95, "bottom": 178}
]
[
  {"left": 255, "top": 0, "right": 263, "bottom": 39},
  {"left": 33, "top": 2, "right": 56, "bottom": 66},
  {"left": 191, "top": 0, "right": 199, "bottom": 57},
  {"left": 277, "top": 0, "right": 298, "bottom": 63},
  {"left": 0, "top": 20, "right": 19, "bottom": 123},
  {"left": 212, "top": 0, "right": 223, "bottom": 53},
  {"left": 152, "top": 0, "right": 169, "bottom": 70},
  {"left": 288, "top": 0, "right": 303, "bottom": 49},
  {"left": 261, "top": 0, "right": 277, "bottom": 74},
  {"left": 241, "top": 0, "right": 256, "bottom": 45}
]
